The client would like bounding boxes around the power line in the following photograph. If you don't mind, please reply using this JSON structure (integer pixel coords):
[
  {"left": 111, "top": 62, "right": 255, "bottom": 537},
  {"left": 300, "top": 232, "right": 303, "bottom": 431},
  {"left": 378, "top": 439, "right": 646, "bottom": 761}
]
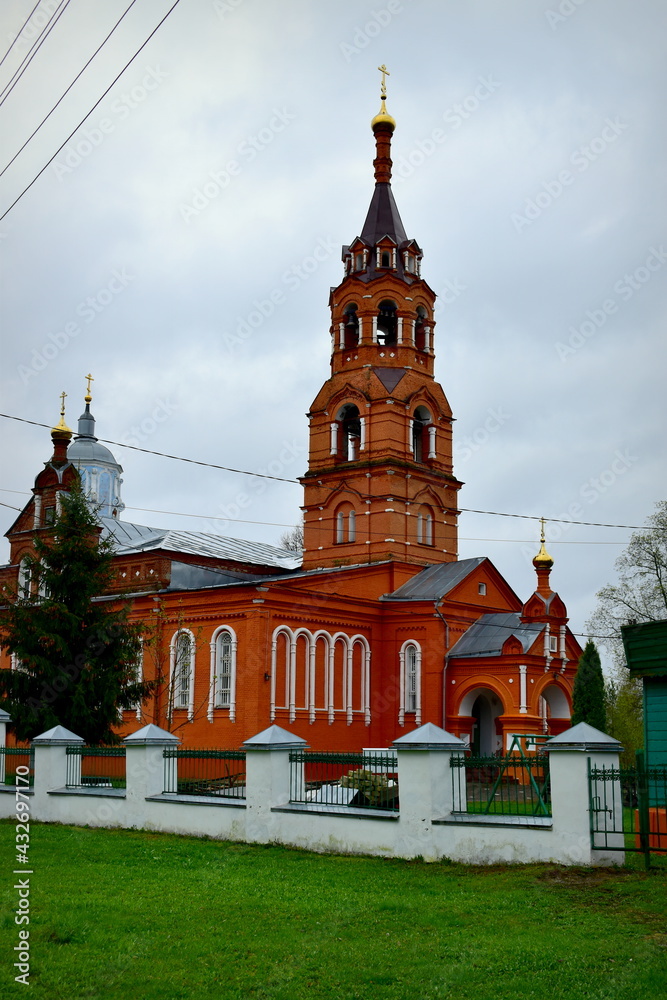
[
  {"left": 0, "top": 0, "right": 71, "bottom": 108},
  {"left": 0, "top": 0, "right": 140, "bottom": 179},
  {"left": 0, "top": 413, "right": 299, "bottom": 483},
  {"left": 0, "top": 412, "right": 654, "bottom": 528},
  {"left": 0, "top": 0, "right": 42, "bottom": 70},
  {"left": 0, "top": 0, "right": 183, "bottom": 222}
]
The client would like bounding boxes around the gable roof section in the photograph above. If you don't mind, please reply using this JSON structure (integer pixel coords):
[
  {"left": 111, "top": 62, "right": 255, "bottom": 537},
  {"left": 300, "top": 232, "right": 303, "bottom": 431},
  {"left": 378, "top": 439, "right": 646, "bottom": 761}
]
[
  {"left": 381, "top": 557, "right": 487, "bottom": 601},
  {"left": 100, "top": 517, "right": 301, "bottom": 571},
  {"left": 448, "top": 613, "right": 545, "bottom": 659}
]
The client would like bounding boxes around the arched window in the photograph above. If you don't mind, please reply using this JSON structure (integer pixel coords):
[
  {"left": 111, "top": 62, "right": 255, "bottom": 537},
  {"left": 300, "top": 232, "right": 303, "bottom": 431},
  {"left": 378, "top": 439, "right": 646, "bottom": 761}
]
[
  {"left": 214, "top": 630, "right": 234, "bottom": 708},
  {"left": 337, "top": 404, "right": 361, "bottom": 461},
  {"left": 343, "top": 303, "right": 359, "bottom": 349},
  {"left": 399, "top": 641, "right": 422, "bottom": 726},
  {"left": 376, "top": 300, "right": 397, "bottom": 346},
  {"left": 335, "top": 505, "right": 356, "bottom": 544},
  {"left": 171, "top": 630, "right": 195, "bottom": 718},
  {"left": 18, "top": 558, "right": 32, "bottom": 598},
  {"left": 355, "top": 252, "right": 364, "bottom": 271},
  {"left": 416, "top": 506, "right": 434, "bottom": 546},
  {"left": 131, "top": 643, "right": 143, "bottom": 720},
  {"left": 380, "top": 250, "right": 390, "bottom": 267},
  {"left": 414, "top": 307, "right": 430, "bottom": 351},
  {"left": 411, "top": 405, "right": 431, "bottom": 462}
]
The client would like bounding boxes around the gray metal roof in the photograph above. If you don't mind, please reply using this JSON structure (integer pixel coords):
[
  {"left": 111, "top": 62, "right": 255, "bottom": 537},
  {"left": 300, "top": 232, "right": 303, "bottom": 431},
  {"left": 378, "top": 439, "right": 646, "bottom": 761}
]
[
  {"left": 167, "top": 561, "right": 268, "bottom": 591},
  {"left": 448, "top": 613, "right": 544, "bottom": 659},
  {"left": 100, "top": 517, "right": 301, "bottom": 571},
  {"left": 382, "top": 558, "right": 487, "bottom": 601}
]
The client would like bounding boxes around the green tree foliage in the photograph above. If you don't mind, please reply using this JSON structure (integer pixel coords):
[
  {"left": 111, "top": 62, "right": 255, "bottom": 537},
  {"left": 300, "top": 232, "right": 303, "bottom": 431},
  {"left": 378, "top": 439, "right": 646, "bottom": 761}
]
[
  {"left": 571, "top": 640, "right": 606, "bottom": 731},
  {"left": 587, "top": 501, "right": 667, "bottom": 665},
  {"left": 605, "top": 667, "right": 644, "bottom": 768},
  {"left": 0, "top": 482, "right": 154, "bottom": 744}
]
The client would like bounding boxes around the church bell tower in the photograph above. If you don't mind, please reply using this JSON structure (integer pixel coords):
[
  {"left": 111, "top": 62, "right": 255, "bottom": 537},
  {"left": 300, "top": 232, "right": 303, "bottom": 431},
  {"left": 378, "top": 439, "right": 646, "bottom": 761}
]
[{"left": 301, "top": 71, "right": 462, "bottom": 570}]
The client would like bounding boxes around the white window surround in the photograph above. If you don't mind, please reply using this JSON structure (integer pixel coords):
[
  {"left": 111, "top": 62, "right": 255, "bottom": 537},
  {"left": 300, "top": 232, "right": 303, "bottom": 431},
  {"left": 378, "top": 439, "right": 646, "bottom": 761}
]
[
  {"left": 18, "top": 558, "right": 31, "bottom": 598},
  {"left": 133, "top": 640, "right": 143, "bottom": 720},
  {"left": 270, "top": 626, "right": 370, "bottom": 726},
  {"left": 399, "top": 640, "right": 422, "bottom": 726},
  {"left": 169, "top": 629, "right": 196, "bottom": 722},
  {"left": 208, "top": 626, "right": 238, "bottom": 721}
]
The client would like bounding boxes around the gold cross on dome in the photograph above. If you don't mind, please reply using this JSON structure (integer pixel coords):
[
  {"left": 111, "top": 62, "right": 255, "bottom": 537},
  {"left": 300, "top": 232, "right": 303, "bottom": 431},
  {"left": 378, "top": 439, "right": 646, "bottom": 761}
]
[
  {"left": 378, "top": 64, "right": 390, "bottom": 99},
  {"left": 59, "top": 390, "right": 67, "bottom": 417},
  {"left": 85, "top": 372, "right": 94, "bottom": 403},
  {"left": 540, "top": 516, "right": 546, "bottom": 543}
]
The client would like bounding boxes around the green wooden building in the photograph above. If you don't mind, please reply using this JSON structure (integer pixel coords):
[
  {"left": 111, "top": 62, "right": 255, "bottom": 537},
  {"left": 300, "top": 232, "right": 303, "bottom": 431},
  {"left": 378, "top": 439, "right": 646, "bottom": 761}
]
[{"left": 622, "top": 619, "right": 667, "bottom": 768}]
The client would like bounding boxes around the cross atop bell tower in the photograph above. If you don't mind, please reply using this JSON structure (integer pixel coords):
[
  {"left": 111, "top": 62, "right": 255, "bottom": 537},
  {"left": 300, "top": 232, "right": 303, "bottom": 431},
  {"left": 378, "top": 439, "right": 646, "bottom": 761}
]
[{"left": 300, "top": 81, "right": 462, "bottom": 571}]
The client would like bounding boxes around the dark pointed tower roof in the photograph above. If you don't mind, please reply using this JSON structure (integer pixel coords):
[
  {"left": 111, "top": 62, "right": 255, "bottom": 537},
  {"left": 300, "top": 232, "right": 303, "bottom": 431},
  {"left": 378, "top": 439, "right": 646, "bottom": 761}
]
[{"left": 360, "top": 183, "right": 407, "bottom": 246}]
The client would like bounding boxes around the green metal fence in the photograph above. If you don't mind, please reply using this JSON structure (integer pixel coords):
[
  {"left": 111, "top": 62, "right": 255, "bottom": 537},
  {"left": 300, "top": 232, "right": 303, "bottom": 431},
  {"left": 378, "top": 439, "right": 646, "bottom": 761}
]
[
  {"left": 65, "top": 746, "right": 126, "bottom": 789},
  {"left": 0, "top": 747, "right": 34, "bottom": 787},
  {"left": 589, "top": 753, "right": 667, "bottom": 868},
  {"left": 450, "top": 753, "right": 551, "bottom": 817},
  {"left": 289, "top": 750, "right": 399, "bottom": 811},
  {"left": 163, "top": 748, "right": 246, "bottom": 798}
]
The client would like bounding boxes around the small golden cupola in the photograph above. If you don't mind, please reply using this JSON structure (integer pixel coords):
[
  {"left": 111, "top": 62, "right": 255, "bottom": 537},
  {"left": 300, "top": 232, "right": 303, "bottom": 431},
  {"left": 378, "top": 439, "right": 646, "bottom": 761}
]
[
  {"left": 50, "top": 391, "right": 73, "bottom": 463},
  {"left": 532, "top": 518, "right": 554, "bottom": 596}
]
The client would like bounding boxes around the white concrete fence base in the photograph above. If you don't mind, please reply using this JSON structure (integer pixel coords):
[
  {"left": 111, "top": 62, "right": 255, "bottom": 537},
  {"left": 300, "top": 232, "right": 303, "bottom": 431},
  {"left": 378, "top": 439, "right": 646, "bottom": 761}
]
[{"left": 0, "top": 720, "right": 625, "bottom": 866}]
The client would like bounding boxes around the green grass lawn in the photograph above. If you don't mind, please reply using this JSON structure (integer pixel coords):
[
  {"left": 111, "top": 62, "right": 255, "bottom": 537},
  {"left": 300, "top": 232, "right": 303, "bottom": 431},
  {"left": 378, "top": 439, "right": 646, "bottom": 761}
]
[{"left": 1, "top": 821, "right": 665, "bottom": 1000}]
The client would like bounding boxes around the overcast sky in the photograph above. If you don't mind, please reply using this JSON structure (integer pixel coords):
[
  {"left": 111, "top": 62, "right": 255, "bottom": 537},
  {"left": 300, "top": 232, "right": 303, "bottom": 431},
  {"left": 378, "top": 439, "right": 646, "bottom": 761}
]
[{"left": 0, "top": 0, "right": 665, "bottom": 654}]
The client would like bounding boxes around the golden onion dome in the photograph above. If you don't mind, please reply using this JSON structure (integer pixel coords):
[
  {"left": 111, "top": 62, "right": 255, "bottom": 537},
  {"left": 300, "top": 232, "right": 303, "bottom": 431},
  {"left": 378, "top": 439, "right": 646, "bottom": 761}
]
[{"left": 371, "top": 98, "right": 396, "bottom": 131}]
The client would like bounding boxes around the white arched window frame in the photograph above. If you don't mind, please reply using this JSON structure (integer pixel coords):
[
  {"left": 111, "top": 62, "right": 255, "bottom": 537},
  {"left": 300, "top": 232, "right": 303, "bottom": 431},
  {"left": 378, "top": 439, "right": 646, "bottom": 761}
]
[
  {"left": 170, "top": 629, "right": 195, "bottom": 721},
  {"left": 208, "top": 626, "right": 238, "bottom": 722},
  {"left": 399, "top": 640, "right": 422, "bottom": 727},
  {"left": 351, "top": 635, "right": 371, "bottom": 726},
  {"left": 417, "top": 507, "right": 434, "bottom": 546},
  {"left": 133, "top": 639, "right": 143, "bottom": 720},
  {"left": 18, "top": 558, "right": 32, "bottom": 599},
  {"left": 335, "top": 506, "right": 356, "bottom": 544},
  {"left": 270, "top": 627, "right": 370, "bottom": 726}
]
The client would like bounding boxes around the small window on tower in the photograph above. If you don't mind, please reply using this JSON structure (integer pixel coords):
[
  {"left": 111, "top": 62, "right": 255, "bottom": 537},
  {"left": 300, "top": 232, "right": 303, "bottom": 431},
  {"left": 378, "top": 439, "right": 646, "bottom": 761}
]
[
  {"left": 406, "top": 255, "right": 416, "bottom": 273},
  {"left": 478, "top": 582, "right": 487, "bottom": 596},
  {"left": 549, "top": 636, "right": 558, "bottom": 653},
  {"left": 44, "top": 507, "right": 56, "bottom": 525},
  {"left": 355, "top": 253, "right": 364, "bottom": 271},
  {"left": 381, "top": 250, "right": 390, "bottom": 267}
]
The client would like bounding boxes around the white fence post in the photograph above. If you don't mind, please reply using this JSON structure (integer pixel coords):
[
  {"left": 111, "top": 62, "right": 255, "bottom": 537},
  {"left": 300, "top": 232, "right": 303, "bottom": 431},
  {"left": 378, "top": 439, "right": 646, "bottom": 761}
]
[
  {"left": 546, "top": 721, "right": 624, "bottom": 865},
  {"left": 31, "top": 725, "right": 85, "bottom": 822},
  {"left": 243, "top": 725, "right": 308, "bottom": 845},
  {"left": 123, "top": 724, "right": 180, "bottom": 828},
  {"left": 393, "top": 723, "right": 467, "bottom": 861}
]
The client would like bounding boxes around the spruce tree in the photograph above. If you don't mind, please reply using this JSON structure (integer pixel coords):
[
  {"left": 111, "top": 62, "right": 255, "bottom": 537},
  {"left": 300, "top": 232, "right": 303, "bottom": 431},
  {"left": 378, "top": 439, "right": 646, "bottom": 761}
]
[
  {"left": 571, "top": 640, "right": 606, "bottom": 732},
  {"left": 0, "top": 482, "right": 153, "bottom": 744}
]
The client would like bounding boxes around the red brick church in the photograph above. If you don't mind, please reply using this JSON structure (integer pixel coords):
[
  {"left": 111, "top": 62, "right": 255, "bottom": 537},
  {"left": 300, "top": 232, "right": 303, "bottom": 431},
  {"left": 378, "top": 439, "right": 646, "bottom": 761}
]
[{"left": 1, "top": 90, "right": 581, "bottom": 753}]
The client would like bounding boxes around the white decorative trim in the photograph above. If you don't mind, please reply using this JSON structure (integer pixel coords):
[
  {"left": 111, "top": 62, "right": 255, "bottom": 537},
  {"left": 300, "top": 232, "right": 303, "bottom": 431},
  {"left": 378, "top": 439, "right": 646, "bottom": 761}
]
[
  {"left": 428, "top": 425, "right": 436, "bottom": 459},
  {"left": 169, "top": 628, "right": 196, "bottom": 722},
  {"left": 398, "top": 640, "right": 422, "bottom": 727},
  {"left": 519, "top": 664, "right": 527, "bottom": 714},
  {"left": 330, "top": 422, "right": 338, "bottom": 455},
  {"left": 270, "top": 627, "right": 371, "bottom": 727}
]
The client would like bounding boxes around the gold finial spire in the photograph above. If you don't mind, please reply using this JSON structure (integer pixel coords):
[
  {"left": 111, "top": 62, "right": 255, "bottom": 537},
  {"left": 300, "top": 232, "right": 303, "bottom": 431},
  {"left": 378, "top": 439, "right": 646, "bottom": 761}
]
[
  {"left": 371, "top": 63, "right": 396, "bottom": 131},
  {"left": 533, "top": 517, "right": 554, "bottom": 568},
  {"left": 51, "top": 390, "right": 73, "bottom": 438},
  {"left": 85, "top": 373, "right": 94, "bottom": 404}
]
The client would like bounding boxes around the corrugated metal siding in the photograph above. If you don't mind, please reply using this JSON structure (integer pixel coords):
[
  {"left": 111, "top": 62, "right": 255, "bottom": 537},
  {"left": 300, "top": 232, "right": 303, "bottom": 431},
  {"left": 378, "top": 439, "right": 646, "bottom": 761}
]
[{"left": 645, "top": 677, "right": 667, "bottom": 768}]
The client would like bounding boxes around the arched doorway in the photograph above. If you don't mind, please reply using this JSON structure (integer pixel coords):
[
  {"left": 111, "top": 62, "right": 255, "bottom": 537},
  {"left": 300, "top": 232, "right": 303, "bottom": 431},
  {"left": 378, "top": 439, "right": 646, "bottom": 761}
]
[{"left": 458, "top": 686, "right": 505, "bottom": 756}]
